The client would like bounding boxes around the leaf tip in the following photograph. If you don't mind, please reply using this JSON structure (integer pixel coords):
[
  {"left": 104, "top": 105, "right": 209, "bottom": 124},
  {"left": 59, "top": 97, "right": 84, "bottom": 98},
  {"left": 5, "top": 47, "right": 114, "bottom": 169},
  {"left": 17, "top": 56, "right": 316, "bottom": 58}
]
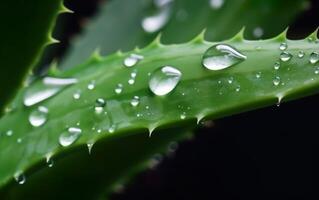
[
  {"left": 273, "top": 27, "right": 289, "bottom": 42},
  {"left": 59, "top": 3, "right": 74, "bottom": 14},
  {"left": 190, "top": 29, "right": 207, "bottom": 44},
  {"left": 228, "top": 27, "right": 246, "bottom": 42}
]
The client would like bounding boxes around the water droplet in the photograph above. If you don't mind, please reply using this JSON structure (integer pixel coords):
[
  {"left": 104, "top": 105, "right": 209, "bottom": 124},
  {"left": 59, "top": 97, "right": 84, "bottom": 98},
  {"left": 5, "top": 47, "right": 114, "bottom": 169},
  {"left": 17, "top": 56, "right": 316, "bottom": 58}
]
[
  {"left": 115, "top": 84, "right": 123, "bottom": 94},
  {"left": 17, "top": 138, "right": 22, "bottom": 143},
  {"left": 227, "top": 77, "right": 234, "bottom": 84},
  {"left": 209, "top": 0, "right": 224, "bottom": 9},
  {"left": 24, "top": 77, "right": 77, "bottom": 106},
  {"left": 273, "top": 76, "right": 281, "bottom": 86},
  {"left": 87, "top": 140, "right": 94, "bottom": 154},
  {"left": 310, "top": 52, "right": 319, "bottom": 64},
  {"left": 255, "top": 72, "right": 261, "bottom": 79},
  {"left": 202, "top": 44, "right": 247, "bottom": 71},
  {"left": 141, "top": 1, "right": 172, "bottom": 33},
  {"left": 108, "top": 125, "right": 116, "bottom": 133},
  {"left": 14, "top": 172, "right": 26, "bottom": 184},
  {"left": 180, "top": 112, "right": 186, "bottom": 120},
  {"left": 128, "top": 78, "right": 135, "bottom": 85},
  {"left": 280, "top": 52, "right": 292, "bottom": 62},
  {"left": 95, "top": 98, "right": 106, "bottom": 114},
  {"left": 274, "top": 62, "right": 280, "bottom": 70},
  {"left": 87, "top": 81, "right": 95, "bottom": 90},
  {"left": 46, "top": 155, "right": 54, "bottom": 168},
  {"left": 314, "top": 67, "right": 319, "bottom": 74},
  {"left": 149, "top": 66, "right": 182, "bottom": 96},
  {"left": 148, "top": 154, "right": 163, "bottom": 169},
  {"left": 298, "top": 51, "right": 305, "bottom": 58},
  {"left": 235, "top": 86, "right": 241, "bottom": 92},
  {"left": 123, "top": 54, "right": 144, "bottom": 67},
  {"left": 59, "top": 127, "right": 82, "bottom": 147},
  {"left": 73, "top": 90, "right": 81, "bottom": 100},
  {"left": 279, "top": 42, "right": 287, "bottom": 51},
  {"left": 6, "top": 130, "right": 13, "bottom": 136},
  {"left": 131, "top": 96, "right": 140, "bottom": 107},
  {"left": 29, "top": 106, "right": 49, "bottom": 127},
  {"left": 253, "top": 27, "right": 264, "bottom": 38}
]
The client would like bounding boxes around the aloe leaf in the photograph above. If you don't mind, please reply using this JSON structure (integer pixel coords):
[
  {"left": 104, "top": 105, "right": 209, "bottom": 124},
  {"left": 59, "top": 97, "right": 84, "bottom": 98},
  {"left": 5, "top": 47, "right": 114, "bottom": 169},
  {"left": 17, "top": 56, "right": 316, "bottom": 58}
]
[
  {"left": 0, "top": 30, "right": 318, "bottom": 198},
  {"left": 0, "top": 0, "right": 71, "bottom": 114},
  {"left": 60, "top": 0, "right": 307, "bottom": 69}
]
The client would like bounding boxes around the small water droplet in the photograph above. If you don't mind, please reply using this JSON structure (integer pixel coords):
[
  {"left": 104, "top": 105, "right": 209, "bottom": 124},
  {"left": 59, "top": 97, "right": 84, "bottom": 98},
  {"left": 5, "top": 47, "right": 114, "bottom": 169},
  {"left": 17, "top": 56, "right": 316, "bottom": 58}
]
[
  {"left": 280, "top": 52, "right": 292, "bottom": 62},
  {"left": 17, "top": 138, "right": 22, "bottom": 143},
  {"left": 73, "top": 90, "right": 81, "bottom": 100},
  {"left": 87, "top": 81, "right": 95, "bottom": 90},
  {"left": 142, "top": 1, "right": 172, "bottom": 33},
  {"left": 235, "top": 86, "right": 241, "bottom": 92},
  {"left": 115, "top": 84, "right": 123, "bottom": 94},
  {"left": 253, "top": 27, "right": 264, "bottom": 38},
  {"left": 131, "top": 96, "right": 140, "bottom": 107},
  {"left": 14, "top": 172, "right": 26, "bottom": 184},
  {"left": 24, "top": 77, "right": 77, "bottom": 106},
  {"left": 128, "top": 78, "right": 135, "bottom": 85},
  {"left": 227, "top": 77, "right": 234, "bottom": 84},
  {"left": 310, "top": 52, "right": 319, "bottom": 64},
  {"left": 46, "top": 155, "right": 54, "bottom": 168},
  {"left": 274, "top": 62, "right": 280, "bottom": 70},
  {"left": 6, "top": 130, "right": 13, "bottom": 136},
  {"left": 108, "top": 125, "right": 116, "bottom": 133},
  {"left": 29, "top": 106, "right": 49, "bottom": 127},
  {"left": 279, "top": 42, "right": 287, "bottom": 51},
  {"left": 95, "top": 98, "right": 106, "bottom": 114},
  {"left": 123, "top": 54, "right": 144, "bottom": 67},
  {"left": 87, "top": 140, "right": 94, "bottom": 154},
  {"left": 180, "top": 112, "right": 186, "bottom": 120},
  {"left": 273, "top": 76, "right": 281, "bottom": 86},
  {"left": 202, "top": 44, "right": 247, "bottom": 71},
  {"left": 255, "top": 72, "right": 261, "bottom": 79},
  {"left": 149, "top": 66, "right": 182, "bottom": 96},
  {"left": 298, "top": 51, "right": 305, "bottom": 58},
  {"left": 314, "top": 67, "right": 319, "bottom": 74},
  {"left": 59, "top": 127, "right": 82, "bottom": 147},
  {"left": 209, "top": 0, "right": 224, "bottom": 9}
]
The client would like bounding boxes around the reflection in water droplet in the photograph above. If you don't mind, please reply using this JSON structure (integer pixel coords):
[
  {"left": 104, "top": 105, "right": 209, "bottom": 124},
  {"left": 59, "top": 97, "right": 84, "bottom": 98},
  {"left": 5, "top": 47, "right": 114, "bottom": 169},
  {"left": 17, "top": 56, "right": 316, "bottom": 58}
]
[
  {"left": 59, "top": 127, "right": 82, "bottom": 147},
  {"left": 14, "top": 172, "right": 26, "bottom": 184},
  {"left": 29, "top": 106, "right": 49, "bottom": 127},
  {"left": 95, "top": 98, "right": 106, "bottom": 114},
  {"left": 149, "top": 66, "right": 182, "bottom": 96},
  {"left": 202, "top": 44, "right": 247, "bottom": 71},
  {"left": 209, "top": 0, "right": 224, "bottom": 9},
  {"left": 253, "top": 27, "right": 264, "bottom": 38},
  {"left": 273, "top": 76, "right": 281, "bottom": 86},
  {"left": 298, "top": 51, "right": 305, "bottom": 58},
  {"left": 123, "top": 54, "right": 144, "bottom": 67},
  {"left": 142, "top": 0, "right": 173, "bottom": 33},
  {"left": 280, "top": 52, "right": 292, "bottom": 62},
  {"left": 279, "top": 42, "right": 287, "bottom": 51},
  {"left": 24, "top": 77, "right": 77, "bottom": 106},
  {"left": 310, "top": 52, "right": 319, "bottom": 64},
  {"left": 131, "top": 96, "right": 140, "bottom": 107},
  {"left": 115, "top": 84, "right": 123, "bottom": 94},
  {"left": 274, "top": 62, "right": 280, "bottom": 70}
]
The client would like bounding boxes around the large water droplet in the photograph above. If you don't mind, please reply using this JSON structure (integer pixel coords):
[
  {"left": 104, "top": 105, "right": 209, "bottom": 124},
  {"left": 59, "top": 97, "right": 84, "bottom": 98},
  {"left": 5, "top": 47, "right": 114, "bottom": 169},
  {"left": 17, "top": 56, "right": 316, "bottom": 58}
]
[
  {"left": 131, "top": 96, "right": 140, "bottom": 107},
  {"left": 95, "top": 98, "right": 106, "bottom": 114},
  {"left": 14, "top": 172, "right": 26, "bottom": 184},
  {"left": 141, "top": 0, "right": 173, "bottom": 33},
  {"left": 149, "top": 66, "right": 182, "bottom": 96},
  {"left": 310, "top": 52, "right": 319, "bottom": 64},
  {"left": 123, "top": 54, "right": 144, "bottom": 67},
  {"left": 280, "top": 52, "right": 292, "bottom": 62},
  {"left": 24, "top": 77, "right": 77, "bottom": 107},
  {"left": 29, "top": 106, "right": 49, "bottom": 127},
  {"left": 209, "top": 0, "right": 224, "bottom": 9},
  {"left": 279, "top": 42, "right": 287, "bottom": 51},
  {"left": 59, "top": 127, "right": 82, "bottom": 147},
  {"left": 202, "top": 44, "right": 247, "bottom": 71}
]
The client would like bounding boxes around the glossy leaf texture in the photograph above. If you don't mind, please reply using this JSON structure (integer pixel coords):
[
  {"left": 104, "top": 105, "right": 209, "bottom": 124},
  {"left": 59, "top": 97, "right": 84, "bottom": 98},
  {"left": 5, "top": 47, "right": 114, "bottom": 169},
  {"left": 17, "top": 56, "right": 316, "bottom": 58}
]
[
  {"left": 0, "top": 29, "right": 318, "bottom": 199},
  {"left": 60, "top": 0, "right": 308, "bottom": 69},
  {"left": 0, "top": 0, "right": 69, "bottom": 114}
]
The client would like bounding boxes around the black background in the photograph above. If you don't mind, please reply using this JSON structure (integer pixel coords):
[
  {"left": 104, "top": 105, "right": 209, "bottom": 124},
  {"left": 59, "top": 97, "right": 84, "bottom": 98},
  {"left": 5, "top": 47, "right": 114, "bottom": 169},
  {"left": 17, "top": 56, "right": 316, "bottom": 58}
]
[{"left": 51, "top": 0, "right": 319, "bottom": 199}]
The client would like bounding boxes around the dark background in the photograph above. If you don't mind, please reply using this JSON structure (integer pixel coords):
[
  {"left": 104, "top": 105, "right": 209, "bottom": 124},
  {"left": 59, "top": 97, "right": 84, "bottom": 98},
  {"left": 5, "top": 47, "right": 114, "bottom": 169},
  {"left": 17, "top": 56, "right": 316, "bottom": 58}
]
[{"left": 50, "top": 0, "right": 318, "bottom": 199}]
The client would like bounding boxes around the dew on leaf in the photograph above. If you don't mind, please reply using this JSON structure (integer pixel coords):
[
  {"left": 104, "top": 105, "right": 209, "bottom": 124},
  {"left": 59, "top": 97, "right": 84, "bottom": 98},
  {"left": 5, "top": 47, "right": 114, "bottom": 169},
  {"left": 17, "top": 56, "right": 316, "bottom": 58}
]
[
  {"left": 149, "top": 66, "right": 182, "bottom": 96},
  {"left": 202, "top": 44, "right": 247, "bottom": 71},
  {"left": 130, "top": 96, "right": 140, "bottom": 107},
  {"left": 280, "top": 52, "right": 292, "bottom": 62},
  {"left": 14, "top": 172, "right": 26, "bottom": 185},
  {"left": 274, "top": 62, "right": 280, "bottom": 70},
  {"left": 310, "top": 52, "right": 319, "bottom": 64},
  {"left": 273, "top": 76, "right": 281, "bottom": 86},
  {"left": 59, "top": 127, "right": 82, "bottom": 147},
  {"left": 279, "top": 42, "right": 287, "bottom": 51},
  {"left": 209, "top": 0, "right": 224, "bottom": 9},
  {"left": 298, "top": 51, "right": 305, "bottom": 58},
  {"left": 29, "top": 106, "right": 49, "bottom": 127},
  {"left": 123, "top": 54, "right": 144, "bottom": 67},
  {"left": 95, "top": 98, "right": 106, "bottom": 114},
  {"left": 115, "top": 84, "right": 123, "bottom": 94}
]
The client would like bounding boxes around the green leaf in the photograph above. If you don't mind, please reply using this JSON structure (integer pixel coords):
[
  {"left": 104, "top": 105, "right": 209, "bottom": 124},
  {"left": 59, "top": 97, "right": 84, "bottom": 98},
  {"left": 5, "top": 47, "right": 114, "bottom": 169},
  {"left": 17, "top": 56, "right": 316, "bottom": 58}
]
[
  {"left": 0, "top": 30, "right": 318, "bottom": 198},
  {"left": 60, "top": 0, "right": 307, "bottom": 69},
  {"left": 0, "top": 0, "right": 69, "bottom": 114}
]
